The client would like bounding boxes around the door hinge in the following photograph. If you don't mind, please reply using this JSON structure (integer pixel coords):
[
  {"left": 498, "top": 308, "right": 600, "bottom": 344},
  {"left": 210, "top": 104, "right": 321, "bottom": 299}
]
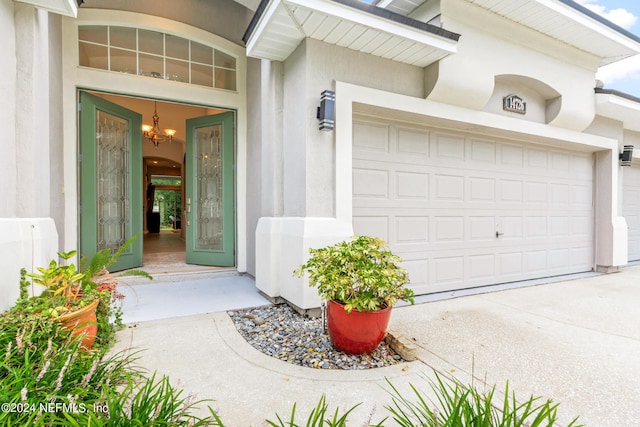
[
  {"left": 77, "top": 102, "right": 82, "bottom": 112},
  {"left": 78, "top": 154, "right": 82, "bottom": 163}
]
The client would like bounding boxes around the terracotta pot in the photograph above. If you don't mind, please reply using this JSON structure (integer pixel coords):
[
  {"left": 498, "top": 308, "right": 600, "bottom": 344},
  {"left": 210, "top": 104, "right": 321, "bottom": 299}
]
[
  {"left": 326, "top": 299, "right": 392, "bottom": 355},
  {"left": 57, "top": 299, "right": 99, "bottom": 350}
]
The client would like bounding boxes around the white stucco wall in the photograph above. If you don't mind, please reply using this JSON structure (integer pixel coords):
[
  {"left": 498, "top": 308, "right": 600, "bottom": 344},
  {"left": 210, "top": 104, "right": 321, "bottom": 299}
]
[
  {"left": 428, "top": 0, "right": 599, "bottom": 132},
  {"left": 0, "top": 219, "right": 59, "bottom": 312},
  {"left": 15, "top": 4, "right": 53, "bottom": 218},
  {"left": 255, "top": 38, "right": 426, "bottom": 303},
  {"left": 245, "top": 58, "right": 285, "bottom": 276},
  {"left": 0, "top": 0, "right": 17, "bottom": 219},
  {"left": 0, "top": 2, "right": 61, "bottom": 312}
]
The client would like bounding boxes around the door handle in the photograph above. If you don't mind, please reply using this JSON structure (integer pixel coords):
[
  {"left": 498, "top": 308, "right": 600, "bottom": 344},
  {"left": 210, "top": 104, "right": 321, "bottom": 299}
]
[
  {"left": 184, "top": 210, "right": 190, "bottom": 226},
  {"left": 496, "top": 231, "right": 504, "bottom": 238}
]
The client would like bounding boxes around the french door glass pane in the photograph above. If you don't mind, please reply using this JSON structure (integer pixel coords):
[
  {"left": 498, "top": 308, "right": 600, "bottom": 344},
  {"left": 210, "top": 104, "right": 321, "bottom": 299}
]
[
  {"left": 196, "top": 124, "right": 223, "bottom": 251},
  {"left": 96, "top": 110, "right": 130, "bottom": 252}
]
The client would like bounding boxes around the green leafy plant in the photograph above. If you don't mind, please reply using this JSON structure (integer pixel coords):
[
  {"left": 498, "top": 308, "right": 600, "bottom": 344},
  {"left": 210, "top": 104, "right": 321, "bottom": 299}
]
[
  {"left": 26, "top": 250, "right": 87, "bottom": 318},
  {"left": 80, "top": 235, "right": 152, "bottom": 293},
  {"left": 59, "top": 373, "right": 220, "bottom": 426},
  {"left": 78, "top": 236, "right": 152, "bottom": 347},
  {"left": 16, "top": 236, "right": 151, "bottom": 348},
  {"left": 1, "top": 278, "right": 222, "bottom": 426},
  {"left": 266, "top": 395, "right": 359, "bottom": 427},
  {"left": 0, "top": 312, "right": 138, "bottom": 426},
  {"left": 294, "top": 236, "right": 414, "bottom": 313},
  {"left": 383, "top": 372, "right": 583, "bottom": 427}
]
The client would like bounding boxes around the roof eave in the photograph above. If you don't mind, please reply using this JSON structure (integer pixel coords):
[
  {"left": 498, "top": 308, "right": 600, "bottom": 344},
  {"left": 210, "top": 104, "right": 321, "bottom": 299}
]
[
  {"left": 244, "top": 0, "right": 460, "bottom": 66},
  {"left": 595, "top": 88, "right": 640, "bottom": 132}
]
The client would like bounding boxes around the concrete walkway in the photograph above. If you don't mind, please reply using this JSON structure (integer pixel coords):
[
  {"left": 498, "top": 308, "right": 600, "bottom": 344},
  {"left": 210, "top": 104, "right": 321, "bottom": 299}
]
[
  {"left": 117, "top": 271, "right": 270, "bottom": 324},
  {"left": 111, "top": 266, "right": 640, "bottom": 426}
]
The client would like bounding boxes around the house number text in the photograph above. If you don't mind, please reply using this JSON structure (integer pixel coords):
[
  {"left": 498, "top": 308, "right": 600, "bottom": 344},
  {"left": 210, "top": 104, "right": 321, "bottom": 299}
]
[{"left": 503, "top": 94, "right": 526, "bottom": 114}]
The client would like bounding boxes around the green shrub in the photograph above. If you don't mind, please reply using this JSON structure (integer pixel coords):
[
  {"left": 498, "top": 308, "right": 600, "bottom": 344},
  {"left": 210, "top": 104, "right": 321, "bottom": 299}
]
[{"left": 294, "top": 236, "right": 414, "bottom": 313}]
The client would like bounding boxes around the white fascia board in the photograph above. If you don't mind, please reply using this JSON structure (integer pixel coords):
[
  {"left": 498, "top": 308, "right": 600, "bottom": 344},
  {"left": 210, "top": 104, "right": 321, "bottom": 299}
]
[
  {"left": 287, "top": 0, "right": 458, "bottom": 53},
  {"left": 15, "top": 0, "right": 78, "bottom": 17}
]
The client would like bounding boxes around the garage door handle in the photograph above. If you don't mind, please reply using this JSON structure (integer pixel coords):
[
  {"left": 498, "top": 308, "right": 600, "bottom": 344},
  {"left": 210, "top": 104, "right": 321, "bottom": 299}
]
[{"left": 496, "top": 231, "right": 504, "bottom": 238}]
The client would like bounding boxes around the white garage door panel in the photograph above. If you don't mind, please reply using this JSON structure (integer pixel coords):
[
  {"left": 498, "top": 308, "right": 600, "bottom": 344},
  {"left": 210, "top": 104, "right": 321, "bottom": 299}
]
[
  {"left": 353, "top": 119, "right": 594, "bottom": 295},
  {"left": 623, "top": 165, "right": 640, "bottom": 261}
]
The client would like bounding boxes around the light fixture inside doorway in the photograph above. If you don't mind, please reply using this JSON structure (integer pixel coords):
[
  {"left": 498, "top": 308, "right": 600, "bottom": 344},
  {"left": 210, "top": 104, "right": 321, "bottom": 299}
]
[{"left": 142, "top": 102, "right": 176, "bottom": 148}]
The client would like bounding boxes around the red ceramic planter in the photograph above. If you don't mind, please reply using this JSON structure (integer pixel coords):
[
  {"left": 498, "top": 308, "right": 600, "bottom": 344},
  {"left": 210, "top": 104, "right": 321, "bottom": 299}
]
[{"left": 326, "top": 299, "right": 392, "bottom": 355}]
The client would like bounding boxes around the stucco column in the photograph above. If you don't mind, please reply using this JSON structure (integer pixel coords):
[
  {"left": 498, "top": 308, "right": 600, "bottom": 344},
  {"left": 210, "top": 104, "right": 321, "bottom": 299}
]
[
  {"left": 15, "top": 4, "right": 51, "bottom": 218},
  {"left": 0, "top": 0, "right": 17, "bottom": 217},
  {"left": 255, "top": 43, "right": 352, "bottom": 310},
  {"left": 0, "top": 3, "right": 58, "bottom": 312},
  {"left": 595, "top": 149, "right": 628, "bottom": 270}
]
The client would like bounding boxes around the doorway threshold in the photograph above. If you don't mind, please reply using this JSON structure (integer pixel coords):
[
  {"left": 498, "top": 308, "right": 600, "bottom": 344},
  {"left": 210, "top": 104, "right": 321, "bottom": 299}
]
[{"left": 130, "top": 265, "right": 239, "bottom": 283}]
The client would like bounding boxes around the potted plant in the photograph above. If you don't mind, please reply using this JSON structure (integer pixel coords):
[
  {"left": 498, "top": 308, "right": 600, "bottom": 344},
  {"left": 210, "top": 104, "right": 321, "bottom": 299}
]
[
  {"left": 23, "top": 236, "right": 151, "bottom": 349},
  {"left": 294, "top": 235, "right": 415, "bottom": 354},
  {"left": 26, "top": 250, "right": 100, "bottom": 349}
]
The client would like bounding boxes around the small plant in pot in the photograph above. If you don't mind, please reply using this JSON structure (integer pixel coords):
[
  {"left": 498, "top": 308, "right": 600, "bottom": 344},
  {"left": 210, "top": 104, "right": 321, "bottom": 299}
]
[
  {"left": 294, "top": 235, "right": 415, "bottom": 354},
  {"left": 24, "top": 249, "right": 101, "bottom": 349},
  {"left": 20, "top": 236, "right": 151, "bottom": 349}
]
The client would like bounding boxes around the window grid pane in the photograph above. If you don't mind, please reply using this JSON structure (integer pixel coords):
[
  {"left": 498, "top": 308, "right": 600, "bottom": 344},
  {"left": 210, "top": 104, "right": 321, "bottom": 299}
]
[{"left": 77, "top": 25, "right": 236, "bottom": 91}]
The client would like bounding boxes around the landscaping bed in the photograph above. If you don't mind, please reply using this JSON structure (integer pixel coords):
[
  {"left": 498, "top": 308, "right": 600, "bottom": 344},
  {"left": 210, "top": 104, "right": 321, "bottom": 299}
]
[{"left": 229, "top": 304, "right": 407, "bottom": 369}]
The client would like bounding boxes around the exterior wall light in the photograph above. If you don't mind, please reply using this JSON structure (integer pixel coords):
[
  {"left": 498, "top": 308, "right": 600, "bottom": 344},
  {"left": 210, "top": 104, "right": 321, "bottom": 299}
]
[
  {"left": 317, "top": 90, "right": 335, "bottom": 131},
  {"left": 620, "top": 145, "right": 634, "bottom": 167}
]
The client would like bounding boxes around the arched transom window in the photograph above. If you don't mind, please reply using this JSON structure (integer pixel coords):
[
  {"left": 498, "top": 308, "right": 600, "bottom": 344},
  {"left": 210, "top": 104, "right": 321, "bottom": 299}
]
[{"left": 78, "top": 25, "right": 237, "bottom": 91}]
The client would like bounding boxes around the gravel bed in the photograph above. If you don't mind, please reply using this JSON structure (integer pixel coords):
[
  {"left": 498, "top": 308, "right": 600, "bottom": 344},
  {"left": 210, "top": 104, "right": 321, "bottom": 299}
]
[{"left": 228, "top": 304, "right": 405, "bottom": 370}]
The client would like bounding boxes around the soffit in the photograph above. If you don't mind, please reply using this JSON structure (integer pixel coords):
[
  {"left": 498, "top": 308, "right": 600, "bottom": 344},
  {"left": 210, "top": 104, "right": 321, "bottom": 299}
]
[
  {"left": 377, "top": 0, "right": 640, "bottom": 66},
  {"left": 15, "top": 0, "right": 78, "bottom": 17},
  {"left": 595, "top": 89, "right": 640, "bottom": 132},
  {"left": 243, "top": 0, "right": 459, "bottom": 67},
  {"left": 459, "top": 0, "right": 640, "bottom": 66}
]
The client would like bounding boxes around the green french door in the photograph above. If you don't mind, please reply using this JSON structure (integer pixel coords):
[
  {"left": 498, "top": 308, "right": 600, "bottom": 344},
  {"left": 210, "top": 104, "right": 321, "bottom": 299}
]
[
  {"left": 79, "top": 92, "right": 143, "bottom": 271},
  {"left": 185, "top": 111, "right": 235, "bottom": 266}
]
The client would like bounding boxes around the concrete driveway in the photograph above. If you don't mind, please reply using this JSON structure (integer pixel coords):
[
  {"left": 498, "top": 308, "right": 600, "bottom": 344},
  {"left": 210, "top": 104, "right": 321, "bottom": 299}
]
[{"left": 112, "top": 266, "right": 640, "bottom": 426}]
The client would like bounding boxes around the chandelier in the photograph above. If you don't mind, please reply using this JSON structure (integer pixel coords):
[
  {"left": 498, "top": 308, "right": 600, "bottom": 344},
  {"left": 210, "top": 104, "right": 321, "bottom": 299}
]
[{"left": 142, "top": 102, "right": 176, "bottom": 148}]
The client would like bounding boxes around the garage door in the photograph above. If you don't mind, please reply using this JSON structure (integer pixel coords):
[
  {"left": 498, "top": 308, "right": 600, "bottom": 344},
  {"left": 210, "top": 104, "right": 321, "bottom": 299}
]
[
  {"left": 622, "top": 165, "right": 640, "bottom": 261},
  {"left": 352, "top": 118, "right": 594, "bottom": 295}
]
